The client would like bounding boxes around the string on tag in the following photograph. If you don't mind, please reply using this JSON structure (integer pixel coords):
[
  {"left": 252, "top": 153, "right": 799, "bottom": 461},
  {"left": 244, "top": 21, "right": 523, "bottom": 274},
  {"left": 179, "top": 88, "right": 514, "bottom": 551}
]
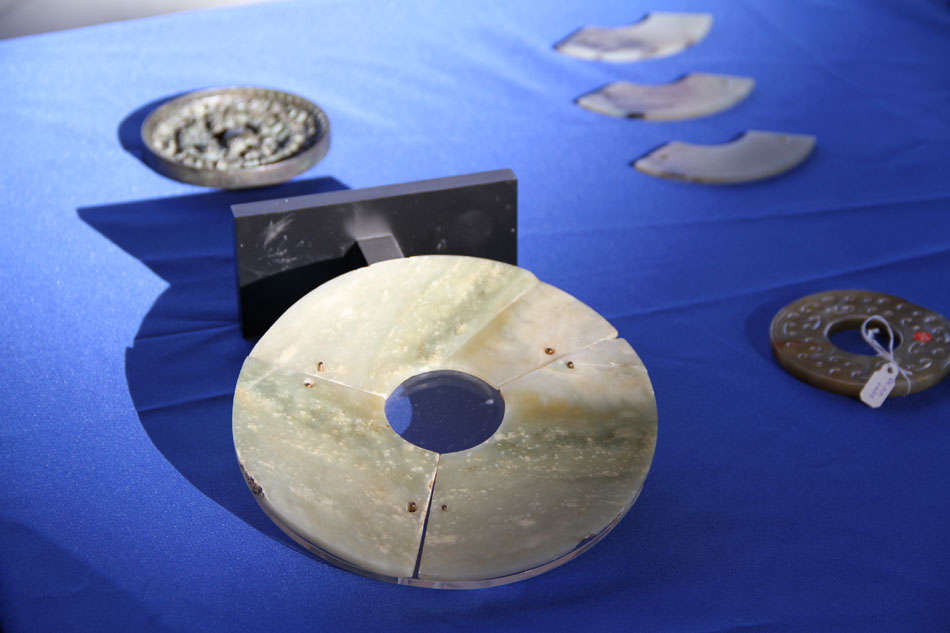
[{"left": 860, "top": 315, "right": 912, "bottom": 395}]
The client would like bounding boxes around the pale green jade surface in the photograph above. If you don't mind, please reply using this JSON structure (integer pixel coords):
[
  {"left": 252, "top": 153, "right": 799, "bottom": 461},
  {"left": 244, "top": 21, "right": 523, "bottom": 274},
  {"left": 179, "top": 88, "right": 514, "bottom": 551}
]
[
  {"left": 442, "top": 280, "right": 618, "bottom": 386},
  {"left": 233, "top": 357, "right": 437, "bottom": 578},
  {"left": 419, "top": 339, "right": 657, "bottom": 581},
  {"left": 634, "top": 130, "right": 816, "bottom": 184},
  {"left": 233, "top": 255, "right": 657, "bottom": 585},
  {"left": 577, "top": 73, "right": 755, "bottom": 121},
  {"left": 248, "top": 256, "right": 537, "bottom": 396}
]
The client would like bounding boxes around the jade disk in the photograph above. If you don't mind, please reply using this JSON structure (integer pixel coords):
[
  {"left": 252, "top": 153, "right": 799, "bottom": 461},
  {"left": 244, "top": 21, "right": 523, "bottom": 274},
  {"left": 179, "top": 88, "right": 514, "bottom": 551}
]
[
  {"left": 770, "top": 290, "right": 950, "bottom": 397},
  {"left": 232, "top": 255, "right": 658, "bottom": 588}
]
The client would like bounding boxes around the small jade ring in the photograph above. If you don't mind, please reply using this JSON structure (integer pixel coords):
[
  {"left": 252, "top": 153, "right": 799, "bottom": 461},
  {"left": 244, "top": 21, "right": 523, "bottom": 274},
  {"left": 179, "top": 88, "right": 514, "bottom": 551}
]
[{"left": 770, "top": 290, "right": 950, "bottom": 396}]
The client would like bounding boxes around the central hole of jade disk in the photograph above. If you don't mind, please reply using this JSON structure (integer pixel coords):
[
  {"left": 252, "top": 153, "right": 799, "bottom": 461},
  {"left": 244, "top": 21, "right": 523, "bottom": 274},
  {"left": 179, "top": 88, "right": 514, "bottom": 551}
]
[
  {"left": 827, "top": 320, "right": 903, "bottom": 356},
  {"left": 384, "top": 370, "right": 505, "bottom": 453}
]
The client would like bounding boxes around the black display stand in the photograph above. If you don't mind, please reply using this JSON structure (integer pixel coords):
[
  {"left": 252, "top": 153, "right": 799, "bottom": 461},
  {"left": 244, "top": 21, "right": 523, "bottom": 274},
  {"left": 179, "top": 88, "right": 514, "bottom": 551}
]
[{"left": 232, "top": 169, "right": 518, "bottom": 337}]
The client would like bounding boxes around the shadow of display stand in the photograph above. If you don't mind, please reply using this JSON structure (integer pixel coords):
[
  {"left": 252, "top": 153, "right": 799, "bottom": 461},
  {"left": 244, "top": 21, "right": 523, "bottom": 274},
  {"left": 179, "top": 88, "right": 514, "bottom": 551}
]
[{"left": 232, "top": 169, "right": 518, "bottom": 338}]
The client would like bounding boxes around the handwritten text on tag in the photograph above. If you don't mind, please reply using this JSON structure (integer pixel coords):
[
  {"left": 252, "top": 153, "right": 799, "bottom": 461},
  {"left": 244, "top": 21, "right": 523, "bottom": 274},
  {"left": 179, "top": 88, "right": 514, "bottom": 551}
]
[{"left": 860, "top": 362, "right": 898, "bottom": 408}]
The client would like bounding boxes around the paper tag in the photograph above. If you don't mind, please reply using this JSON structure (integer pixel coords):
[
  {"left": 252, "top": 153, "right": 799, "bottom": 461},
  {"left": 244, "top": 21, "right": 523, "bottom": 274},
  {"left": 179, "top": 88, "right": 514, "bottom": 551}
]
[{"left": 860, "top": 362, "right": 898, "bottom": 408}]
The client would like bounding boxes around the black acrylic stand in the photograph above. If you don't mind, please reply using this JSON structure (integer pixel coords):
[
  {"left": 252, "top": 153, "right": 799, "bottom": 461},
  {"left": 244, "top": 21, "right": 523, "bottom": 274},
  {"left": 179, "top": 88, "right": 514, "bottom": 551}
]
[{"left": 232, "top": 169, "right": 518, "bottom": 337}]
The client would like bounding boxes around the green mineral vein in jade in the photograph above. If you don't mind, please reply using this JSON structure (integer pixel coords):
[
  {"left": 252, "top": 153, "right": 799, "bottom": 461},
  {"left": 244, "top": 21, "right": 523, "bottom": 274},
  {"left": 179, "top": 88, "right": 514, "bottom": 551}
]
[{"left": 418, "top": 339, "right": 657, "bottom": 581}]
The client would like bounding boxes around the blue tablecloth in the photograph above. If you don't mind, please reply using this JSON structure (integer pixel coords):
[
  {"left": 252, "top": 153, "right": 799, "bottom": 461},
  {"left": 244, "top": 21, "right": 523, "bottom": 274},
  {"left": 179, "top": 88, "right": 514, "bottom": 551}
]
[{"left": 2, "top": 1, "right": 949, "bottom": 631}]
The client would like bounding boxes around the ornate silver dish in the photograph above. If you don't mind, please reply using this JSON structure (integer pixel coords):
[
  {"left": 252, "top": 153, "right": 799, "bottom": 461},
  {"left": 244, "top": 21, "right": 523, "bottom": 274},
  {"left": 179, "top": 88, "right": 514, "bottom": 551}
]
[{"left": 141, "top": 87, "right": 330, "bottom": 189}]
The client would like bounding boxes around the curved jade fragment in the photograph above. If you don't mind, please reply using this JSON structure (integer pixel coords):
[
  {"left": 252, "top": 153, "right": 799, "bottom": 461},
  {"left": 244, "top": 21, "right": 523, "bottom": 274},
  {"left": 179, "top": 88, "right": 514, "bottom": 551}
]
[
  {"left": 248, "top": 256, "right": 537, "bottom": 397},
  {"left": 577, "top": 73, "right": 755, "bottom": 121},
  {"left": 634, "top": 130, "right": 816, "bottom": 184},
  {"left": 555, "top": 12, "right": 713, "bottom": 62}
]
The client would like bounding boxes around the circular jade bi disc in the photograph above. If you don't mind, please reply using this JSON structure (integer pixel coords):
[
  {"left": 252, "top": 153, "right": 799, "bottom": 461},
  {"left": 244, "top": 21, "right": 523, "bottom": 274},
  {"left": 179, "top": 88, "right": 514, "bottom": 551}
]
[
  {"left": 770, "top": 289, "right": 950, "bottom": 396},
  {"left": 232, "top": 255, "right": 657, "bottom": 588}
]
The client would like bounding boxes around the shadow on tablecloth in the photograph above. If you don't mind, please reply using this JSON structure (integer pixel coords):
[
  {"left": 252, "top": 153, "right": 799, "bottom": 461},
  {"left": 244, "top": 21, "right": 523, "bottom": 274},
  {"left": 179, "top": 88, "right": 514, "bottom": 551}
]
[{"left": 78, "top": 176, "right": 348, "bottom": 547}]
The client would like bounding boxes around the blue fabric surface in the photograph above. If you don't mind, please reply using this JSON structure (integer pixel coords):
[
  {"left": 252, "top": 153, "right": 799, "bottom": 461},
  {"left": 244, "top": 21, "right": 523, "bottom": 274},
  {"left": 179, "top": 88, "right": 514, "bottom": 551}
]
[{"left": 2, "top": 1, "right": 949, "bottom": 631}]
